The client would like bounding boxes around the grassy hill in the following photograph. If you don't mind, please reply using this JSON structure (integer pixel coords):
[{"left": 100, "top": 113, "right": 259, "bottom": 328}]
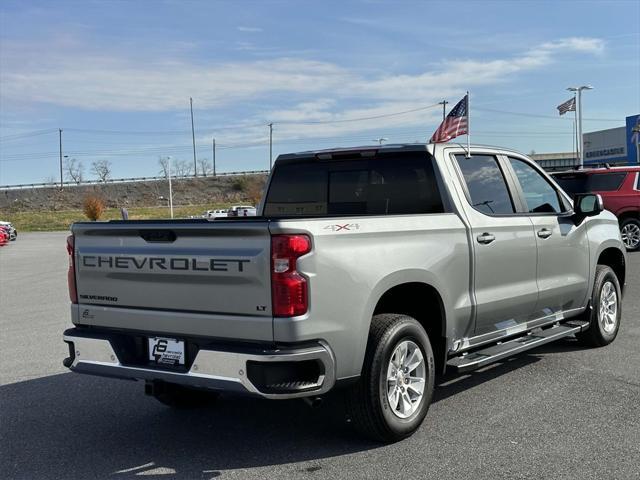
[{"left": 0, "top": 174, "right": 266, "bottom": 232}]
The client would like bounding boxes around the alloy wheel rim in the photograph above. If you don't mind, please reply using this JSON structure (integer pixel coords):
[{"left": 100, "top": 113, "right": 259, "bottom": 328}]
[
  {"left": 621, "top": 223, "right": 640, "bottom": 249},
  {"left": 598, "top": 281, "right": 618, "bottom": 334},
  {"left": 386, "top": 340, "right": 426, "bottom": 419}
]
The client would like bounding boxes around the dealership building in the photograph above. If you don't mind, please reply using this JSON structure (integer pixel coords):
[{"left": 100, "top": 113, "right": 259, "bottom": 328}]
[{"left": 532, "top": 113, "right": 640, "bottom": 171}]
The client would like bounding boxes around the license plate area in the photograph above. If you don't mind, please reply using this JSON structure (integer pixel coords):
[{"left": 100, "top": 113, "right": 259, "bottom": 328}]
[{"left": 148, "top": 337, "right": 185, "bottom": 366}]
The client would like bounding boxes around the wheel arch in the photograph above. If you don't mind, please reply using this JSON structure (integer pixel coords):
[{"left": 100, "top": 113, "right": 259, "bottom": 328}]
[
  {"left": 597, "top": 246, "right": 626, "bottom": 293},
  {"left": 617, "top": 210, "right": 639, "bottom": 223},
  {"left": 359, "top": 272, "right": 450, "bottom": 375}
]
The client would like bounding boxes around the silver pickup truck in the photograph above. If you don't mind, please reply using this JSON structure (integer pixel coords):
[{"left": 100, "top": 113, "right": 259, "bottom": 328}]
[{"left": 63, "top": 143, "right": 626, "bottom": 442}]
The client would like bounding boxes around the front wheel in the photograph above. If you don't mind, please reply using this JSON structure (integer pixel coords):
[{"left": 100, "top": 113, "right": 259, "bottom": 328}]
[
  {"left": 620, "top": 218, "right": 640, "bottom": 251},
  {"left": 576, "top": 265, "right": 622, "bottom": 347},
  {"left": 345, "top": 314, "right": 435, "bottom": 442}
]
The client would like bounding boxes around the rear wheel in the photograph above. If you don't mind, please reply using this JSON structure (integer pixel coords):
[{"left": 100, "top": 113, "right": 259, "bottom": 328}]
[
  {"left": 620, "top": 218, "right": 640, "bottom": 251},
  {"left": 148, "top": 381, "right": 219, "bottom": 408},
  {"left": 345, "top": 314, "right": 435, "bottom": 442},
  {"left": 576, "top": 265, "right": 621, "bottom": 347}
]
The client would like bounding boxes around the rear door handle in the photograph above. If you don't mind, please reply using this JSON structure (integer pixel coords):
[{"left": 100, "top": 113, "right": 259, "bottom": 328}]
[
  {"left": 476, "top": 233, "right": 495, "bottom": 244},
  {"left": 537, "top": 228, "right": 552, "bottom": 239}
]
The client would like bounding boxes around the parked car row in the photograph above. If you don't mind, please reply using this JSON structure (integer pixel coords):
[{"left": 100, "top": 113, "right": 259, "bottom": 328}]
[
  {"left": 0, "top": 221, "right": 17, "bottom": 246},
  {"left": 552, "top": 166, "right": 640, "bottom": 251}
]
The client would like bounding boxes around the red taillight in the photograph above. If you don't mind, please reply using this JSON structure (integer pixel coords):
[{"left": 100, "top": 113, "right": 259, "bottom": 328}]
[
  {"left": 271, "top": 234, "right": 311, "bottom": 317},
  {"left": 67, "top": 235, "right": 78, "bottom": 304}
]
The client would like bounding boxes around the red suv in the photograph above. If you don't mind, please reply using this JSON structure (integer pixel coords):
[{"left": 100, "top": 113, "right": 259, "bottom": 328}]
[{"left": 553, "top": 166, "right": 640, "bottom": 251}]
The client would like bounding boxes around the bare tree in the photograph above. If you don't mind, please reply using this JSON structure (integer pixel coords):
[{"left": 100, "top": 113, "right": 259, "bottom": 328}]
[
  {"left": 92, "top": 160, "right": 112, "bottom": 182},
  {"left": 64, "top": 157, "right": 84, "bottom": 184},
  {"left": 198, "top": 158, "right": 210, "bottom": 177},
  {"left": 173, "top": 159, "right": 191, "bottom": 177},
  {"left": 43, "top": 175, "right": 57, "bottom": 184},
  {"left": 158, "top": 156, "right": 170, "bottom": 177}
]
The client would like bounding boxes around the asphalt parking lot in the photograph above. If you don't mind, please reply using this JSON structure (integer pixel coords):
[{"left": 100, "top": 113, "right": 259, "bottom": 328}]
[{"left": 1, "top": 232, "right": 639, "bottom": 480}]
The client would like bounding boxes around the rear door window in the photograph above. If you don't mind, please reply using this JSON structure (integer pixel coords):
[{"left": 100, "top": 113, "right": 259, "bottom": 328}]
[
  {"left": 263, "top": 152, "right": 445, "bottom": 217},
  {"left": 508, "top": 157, "right": 562, "bottom": 213},
  {"left": 588, "top": 172, "right": 627, "bottom": 191},
  {"left": 553, "top": 172, "right": 627, "bottom": 195},
  {"left": 454, "top": 154, "right": 515, "bottom": 215}
]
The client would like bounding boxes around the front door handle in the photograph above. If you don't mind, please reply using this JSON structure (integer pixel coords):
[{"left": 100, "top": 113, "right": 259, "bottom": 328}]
[
  {"left": 477, "top": 232, "right": 495, "bottom": 244},
  {"left": 537, "top": 228, "right": 553, "bottom": 239}
]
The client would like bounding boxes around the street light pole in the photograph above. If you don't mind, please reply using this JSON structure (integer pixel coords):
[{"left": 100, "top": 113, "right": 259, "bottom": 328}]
[
  {"left": 567, "top": 85, "right": 593, "bottom": 168},
  {"left": 59, "top": 129, "right": 63, "bottom": 189},
  {"left": 268, "top": 123, "right": 273, "bottom": 170}
]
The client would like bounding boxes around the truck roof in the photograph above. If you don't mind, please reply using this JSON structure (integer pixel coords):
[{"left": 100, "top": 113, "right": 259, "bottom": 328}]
[{"left": 275, "top": 142, "right": 534, "bottom": 162}]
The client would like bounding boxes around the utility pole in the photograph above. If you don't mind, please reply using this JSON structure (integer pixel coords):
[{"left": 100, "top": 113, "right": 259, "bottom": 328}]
[
  {"left": 438, "top": 100, "right": 449, "bottom": 121},
  {"left": 212, "top": 137, "right": 217, "bottom": 176},
  {"left": 167, "top": 156, "right": 174, "bottom": 219},
  {"left": 59, "top": 129, "right": 63, "bottom": 189},
  {"left": 190, "top": 97, "right": 197, "bottom": 176},
  {"left": 268, "top": 123, "right": 273, "bottom": 170},
  {"left": 567, "top": 85, "right": 593, "bottom": 168}
]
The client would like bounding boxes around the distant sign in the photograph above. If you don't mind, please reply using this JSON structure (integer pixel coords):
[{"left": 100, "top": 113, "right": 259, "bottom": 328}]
[
  {"left": 626, "top": 114, "right": 640, "bottom": 164},
  {"left": 582, "top": 114, "right": 640, "bottom": 165}
]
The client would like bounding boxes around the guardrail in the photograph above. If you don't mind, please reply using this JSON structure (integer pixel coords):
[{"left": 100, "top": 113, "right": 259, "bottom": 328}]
[{"left": 0, "top": 170, "right": 269, "bottom": 191}]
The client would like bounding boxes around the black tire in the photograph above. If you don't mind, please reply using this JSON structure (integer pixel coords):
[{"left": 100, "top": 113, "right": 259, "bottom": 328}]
[
  {"left": 620, "top": 218, "right": 640, "bottom": 251},
  {"left": 576, "top": 265, "right": 622, "bottom": 347},
  {"left": 151, "top": 382, "right": 219, "bottom": 408},
  {"left": 345, "top": 314, "right": 435, "bottom": 443}
]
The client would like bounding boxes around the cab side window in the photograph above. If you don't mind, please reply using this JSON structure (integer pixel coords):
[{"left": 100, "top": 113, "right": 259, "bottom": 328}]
[
  {"left": 508, "top": 157, "right": 562, "bottom": 213},
  {"left": 455, "top": 154, "right": 515, "bottom": 215}
]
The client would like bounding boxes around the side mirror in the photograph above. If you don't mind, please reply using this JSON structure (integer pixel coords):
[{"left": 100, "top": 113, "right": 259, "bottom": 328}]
[{"left": 573, "top": 193, "right": 603, "bottom": 222}]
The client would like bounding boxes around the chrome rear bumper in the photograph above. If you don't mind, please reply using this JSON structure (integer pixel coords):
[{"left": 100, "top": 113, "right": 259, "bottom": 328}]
[{"left": 63, "top": 330, "right": 335, "bottom": 399}]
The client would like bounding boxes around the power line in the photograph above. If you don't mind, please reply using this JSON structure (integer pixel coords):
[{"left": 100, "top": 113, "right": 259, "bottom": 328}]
[
  {"left": 475, "top": 107, "right": 620, "bottom": 122},
  {"left": 288, "top": 104, "right": 441, "bottom": 125},
  {"left": 0, "top": 128, "right": 59, "bottom": 142}
]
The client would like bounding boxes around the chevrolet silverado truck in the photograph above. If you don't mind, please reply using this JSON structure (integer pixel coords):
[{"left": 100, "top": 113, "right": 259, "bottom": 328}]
[{"left": 63, "top": 143, "right": 626, "bottom": 442}]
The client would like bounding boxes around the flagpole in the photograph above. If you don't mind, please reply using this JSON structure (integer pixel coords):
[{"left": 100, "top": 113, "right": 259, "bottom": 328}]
[
  {"left": 466, "top": 91, "right": 471, "bottom": 158},
  {"left": 573, "top": 96, "right": 579, "bottom": 167}
]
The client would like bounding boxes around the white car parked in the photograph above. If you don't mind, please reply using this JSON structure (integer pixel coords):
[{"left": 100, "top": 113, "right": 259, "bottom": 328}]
[
  {"left": 227, "top": 205, "right": 257, "bottom": 217},
  {"left": 204, "top": 209, "right": 229, "bottom": 218}
]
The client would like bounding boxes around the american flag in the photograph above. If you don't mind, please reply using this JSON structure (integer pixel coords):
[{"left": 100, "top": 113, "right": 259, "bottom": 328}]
[
  {"left": 429, "top": 94, "right": 468, "bottom": 143},
  {"left": 557, "top": 97, "right": 576, "bottom": 116}
]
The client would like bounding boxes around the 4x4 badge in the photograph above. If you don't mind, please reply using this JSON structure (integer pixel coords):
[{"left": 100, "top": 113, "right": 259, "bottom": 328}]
[{"left": 323, "top": 223, "right": 360, "bottom": 232}]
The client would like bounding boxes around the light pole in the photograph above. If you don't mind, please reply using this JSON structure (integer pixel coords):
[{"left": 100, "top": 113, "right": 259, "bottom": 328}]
[
  {"left": 372, "top": 137, "right": 388, "bottom": 145},
  {"left": 567, "top": 85, "right": 593, "bottom": 168},
  {"left": 59, "top": 129, "right": 63, "bottom": 189},
  {"left": 268, "top": 123, "right": 273, "bottom": 170}
]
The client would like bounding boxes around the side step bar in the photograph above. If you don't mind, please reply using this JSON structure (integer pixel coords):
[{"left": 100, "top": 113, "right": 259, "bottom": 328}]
[{"left": 447, "top": 320, "right": 589, "bottom": 373}]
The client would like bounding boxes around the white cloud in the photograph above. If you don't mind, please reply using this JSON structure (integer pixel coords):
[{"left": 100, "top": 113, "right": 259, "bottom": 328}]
[{"left": 0, "top": 35, "right": 604, "bottom": 138}]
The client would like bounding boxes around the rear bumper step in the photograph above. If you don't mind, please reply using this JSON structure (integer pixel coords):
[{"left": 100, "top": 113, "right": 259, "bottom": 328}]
[
  {"left": 63, "top": 329, "right": 335, "bottom": 399},
  {"left": 447, "top": 321, "right": 589, "bottom": 373}
]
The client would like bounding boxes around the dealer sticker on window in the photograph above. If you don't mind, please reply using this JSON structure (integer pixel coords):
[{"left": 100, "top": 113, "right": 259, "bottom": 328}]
[{"left": 148, "top": 337, "right": 185, "bottom": 365}]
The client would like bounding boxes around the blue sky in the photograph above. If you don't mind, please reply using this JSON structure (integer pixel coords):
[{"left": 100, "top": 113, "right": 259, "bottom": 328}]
[{"left": 1, "top": 0, "right": 639, "bottom": 185}]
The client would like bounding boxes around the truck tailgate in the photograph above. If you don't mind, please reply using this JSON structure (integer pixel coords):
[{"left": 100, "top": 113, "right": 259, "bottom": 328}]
[{"left": 72, "top": 220, "right": 273, "bottom": 339}]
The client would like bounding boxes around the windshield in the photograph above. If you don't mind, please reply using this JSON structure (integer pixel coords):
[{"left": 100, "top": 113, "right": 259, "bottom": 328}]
[{"left": 263, "top": 152, "right": 444, "bottom": 217}]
